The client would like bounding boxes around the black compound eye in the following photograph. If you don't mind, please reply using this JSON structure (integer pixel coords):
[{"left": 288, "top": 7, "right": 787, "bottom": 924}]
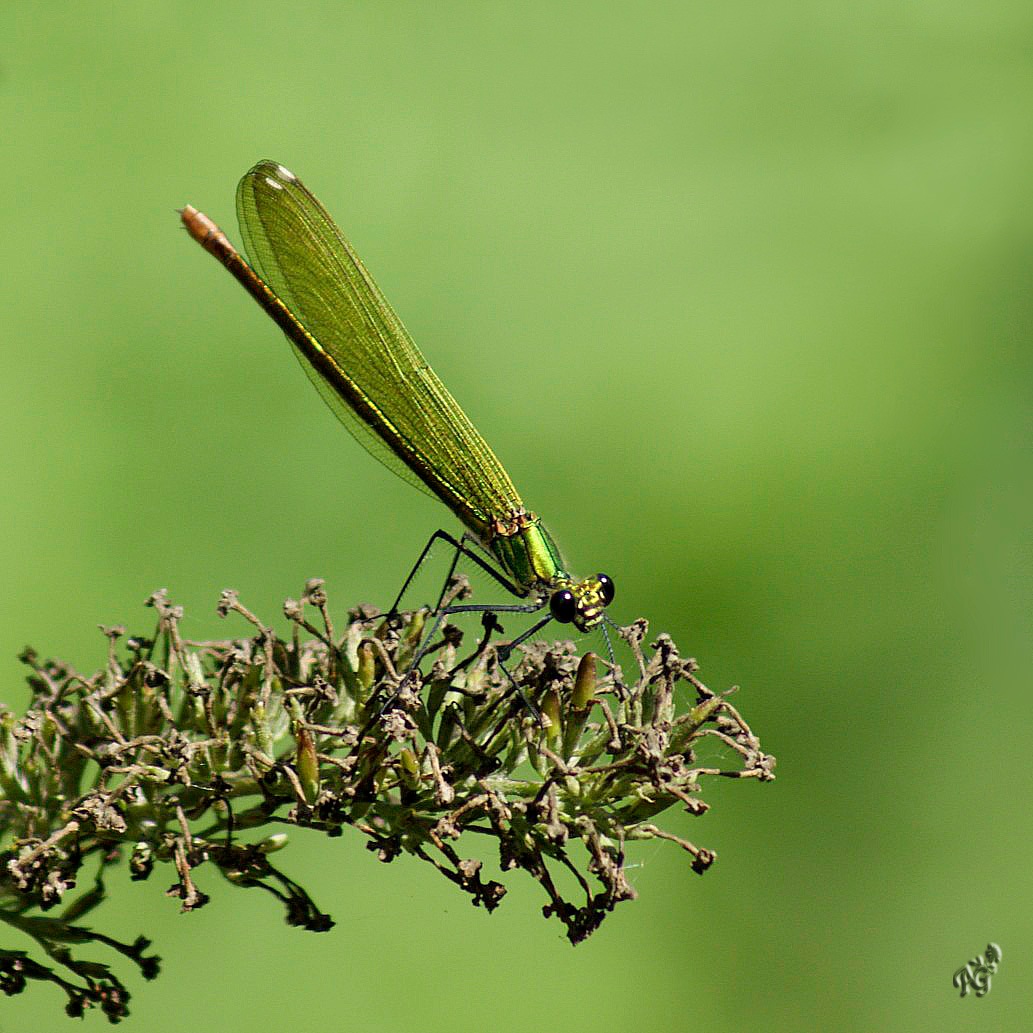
[
  {"left": 550, "top": 589, "right": 577, "bottom": 623},
  {"left": 596, "top": 573, "right": 615, "bottom": 606}
]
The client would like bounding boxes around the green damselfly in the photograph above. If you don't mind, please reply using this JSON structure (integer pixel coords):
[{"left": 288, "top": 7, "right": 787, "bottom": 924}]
[{"left": 180, "top": 160, "right": 617, "bottom": 691}]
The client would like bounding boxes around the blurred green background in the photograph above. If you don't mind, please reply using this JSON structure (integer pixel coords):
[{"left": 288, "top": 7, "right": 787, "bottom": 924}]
[{"left": 2, "top": 3, "right": 1030, "bottom": 1030}]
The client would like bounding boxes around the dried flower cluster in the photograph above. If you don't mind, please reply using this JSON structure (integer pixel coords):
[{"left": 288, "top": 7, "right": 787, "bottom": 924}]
[{"left": 0, "top": 580, "right": 773, "bottom": 1022}]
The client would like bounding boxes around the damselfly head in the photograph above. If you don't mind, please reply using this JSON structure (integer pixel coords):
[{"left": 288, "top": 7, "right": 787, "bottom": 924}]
[{"left": 549, "top": 573, "right": 615, "bottom": 632}]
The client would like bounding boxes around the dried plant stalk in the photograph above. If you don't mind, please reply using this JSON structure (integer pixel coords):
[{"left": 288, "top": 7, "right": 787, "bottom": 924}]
[{"left": 0, "top": 580, "right": 774, "bottom": 1022}]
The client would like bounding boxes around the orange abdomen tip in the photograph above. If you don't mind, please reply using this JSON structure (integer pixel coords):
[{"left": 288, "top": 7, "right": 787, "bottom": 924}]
[{"left": 179, "top": 205, "right": 235, "bottom": 259}]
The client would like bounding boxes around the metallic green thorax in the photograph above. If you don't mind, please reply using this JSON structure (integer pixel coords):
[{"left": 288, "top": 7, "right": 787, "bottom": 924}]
[
  {"left": 484, "top": 511, "right": 610, "bottom": 630},
  {"left": 485, "top": 509, "right": 568, "bottom": 590}
]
